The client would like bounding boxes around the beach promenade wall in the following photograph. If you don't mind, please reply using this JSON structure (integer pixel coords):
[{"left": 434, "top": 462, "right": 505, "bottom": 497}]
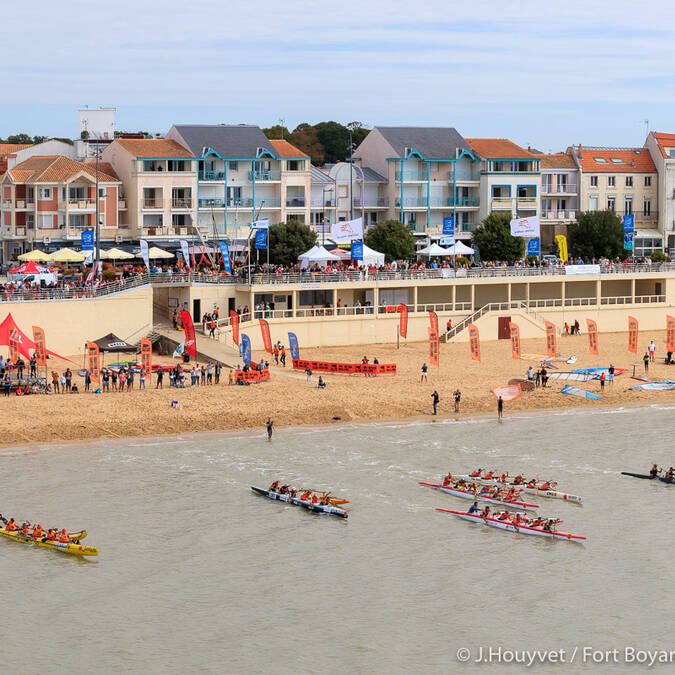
[{"left": 1, "top": 286, "right": 153, "bottom": 355}]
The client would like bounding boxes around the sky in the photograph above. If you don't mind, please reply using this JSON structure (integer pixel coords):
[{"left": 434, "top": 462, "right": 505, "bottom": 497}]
[{"left": 2, "top": 0, "right": 675, "bottom": 150}]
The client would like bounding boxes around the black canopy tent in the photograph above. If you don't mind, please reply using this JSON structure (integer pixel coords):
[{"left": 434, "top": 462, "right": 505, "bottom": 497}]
[{"left": 85, "top": 333, "right": 138, "bottom": 367}]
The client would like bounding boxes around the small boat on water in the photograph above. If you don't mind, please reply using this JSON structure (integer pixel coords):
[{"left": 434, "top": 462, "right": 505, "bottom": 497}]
[
  {"left": 419, "top": 482, "right": 539, "bottom": 511},
  {"left": 251, "top": 486, "right": 349, "bottom": 518},
  {"left": 0, "top": 528, "right": 98, "bottom": 557},
  {"left": 452, "top": 475, "right": 583, "bottom": 503},
  {"left": 437, "top": 509, "right": 586, "bottom": 542},
  {"left": 621, "top": 471, "right": 675, "bottom": 485}
]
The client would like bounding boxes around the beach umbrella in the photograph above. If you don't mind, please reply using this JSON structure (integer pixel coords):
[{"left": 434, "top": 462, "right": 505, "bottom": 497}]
[
  {"left": 17, "top": 249, "right": 53, "bottom": 262},
  {"left": 101, "top": 247, "right": 134, "bottom": 260},
  {"left": 49, "top": 247, "right": 87, "bottom": 263},
  {"left": 147, "top": 246, "right": 174, "bottom": 259}
]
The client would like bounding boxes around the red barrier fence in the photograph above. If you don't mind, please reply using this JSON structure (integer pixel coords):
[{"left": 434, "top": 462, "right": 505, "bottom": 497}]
[
  {"left": 292, "top": 359, "right": 396, "bottom": 375},
  {"left": 235, "top": 368, "right": 271, "bottom": 383}
]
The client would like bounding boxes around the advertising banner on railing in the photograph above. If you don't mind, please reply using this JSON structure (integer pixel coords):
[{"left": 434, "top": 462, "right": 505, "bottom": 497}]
[
  {"left": 255, "top": 229, "right": 268, "bottom": 250},
  {"left": 565, "top": 264, "right": 600, "bottom": 276},
  {"left": 179, "top": 310, "right": 197, "bottom": 357},
  {"left": 468, "top": 324, "right": 480, "bottom": 361},
  {"left": 259, "top": 319, "right": 272, "bottom": 354},
  {"left": 351, "top": 241, "right": 363, "bottom": 261},
  {"left": 180, "top": 239, "right": 191, "bottom": 270},
  {"left": 527, "top": 238, "right": 540, "bottom": 257},
  {"left": 586, "top": 319, "right": 599, "bottom": 356},
  {"left": 555, "top": 234, "right": 568, "bottom": 263},
  {"left": 140, "top": 239, "right": 150, "bottom": 270},
  {"left": 8, "top": 329, "right": 19, "bottom": 364},
  {"left": 428, "top": 328, "right": 439, "bottom": 367},
  {"left": 230, "top": 310, "right": 239, "bottom": 346},
  {"left": 251, "top": 219, "right": 269, "bottom": 229},
  {"left": 398, "top": 304, "right": 408, "bottom": 339},
  {"left": 32, "top": 326, "right": 46, "bottom": 367},
  {"left": 235, "top": 368, "right": 270, "bottom": 383},
  {"left": 623, "top": 215, "right": 635, "bottom": 252},
  {"left": 292, "top": 359, "right": 396, "bottom": 375},
  {"left": 628, "top": 316, "right": 638, "bottom": 353},
  {"left": 509, "top": 322, "right": 521, "bottom": 359},
  {"left": 218, "top": 241, "right": 232, "bottom": 274},
  {"left": 241, "top": 333, "right": 251, "bottom": 365},
  {"left": 288, "top": 332, "right": 300, "bottom": 360},
  {"left": 667, "top": 315, "right": 675, "bottom": 353},
  {"left": 331, "top": 217, "right": 363, "bottom": 243},
  {"left": 545, "top": 321, "right": 557, "bottom": 358},
  {"left": 86, "top": 341, "right": 100, "bottom": 384},
  {"left": 428, "top": 311, "right": 438, "bottom": 335},
  {"left": 510, "top": 215, "right": 540, "bottom": 238},
  {"left": 140, "top": 338, "right": 152, "bottom": 382}
]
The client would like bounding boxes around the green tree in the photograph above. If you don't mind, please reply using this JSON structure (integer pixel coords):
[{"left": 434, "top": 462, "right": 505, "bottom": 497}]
[
  {"left": 365, "top": 219, "right": 416, "bottom": 263},
  {"left": 290, "top": 123, "right": 325, "bottom": 165},
  {"left": 347, "top": 121, "right": 370, "bottom": 147},
  {"left": 314, "top": 121, "right": 351, "bottom": 163},
  {"left": 568, "top": 211, "right": 624, "bottom": 259},
  {"left": 470, "top": 212, "right": 525, "bottom": 262},
  {"left": 268, "top": 220, "right": 317, "bottom": 267},
  {"left": 263, "top": 124, "right": 290, "bottom": 140}
]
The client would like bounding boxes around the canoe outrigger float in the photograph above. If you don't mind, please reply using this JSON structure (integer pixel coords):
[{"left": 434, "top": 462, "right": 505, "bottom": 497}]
[
  {"left": 419, "top": 482, "right": 539, "bottom": 511},
  {"left": 0, "top": 528, "right": 98, "bottom": 557},
  {"left": 437, "top": 508, "right": 586, "bottom": 542},
  {"left": 251, "top": 486, "right": 349, "bottom": 519}
]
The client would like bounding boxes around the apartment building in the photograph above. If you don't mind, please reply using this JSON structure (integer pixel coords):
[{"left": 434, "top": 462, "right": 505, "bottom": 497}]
[
  {"left": 102, "top": 138, "right": 197, "bottom": 243},
  {"left": 465, "top": 138, "right": 541, "bottom": 225},
  {"left": 0, "top": 144, "right": 31, "bottom": 175},
  {"left": 355, "top": 127, "right": 480, "bottom": 238},
  {"left": 644, "top": 132, "right": 675, "bottom": 253},
  {"left": 570, "top": 145, "right": 659, "bottom": 255},
  {"left": 166, "top": 125, "right": 312, "bottom": 241},
  {"left": 0, "top": 155, "right": 122, "bottom": 263}
]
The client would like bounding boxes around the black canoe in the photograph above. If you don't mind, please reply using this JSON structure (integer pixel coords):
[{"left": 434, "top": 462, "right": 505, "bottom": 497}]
[{"left": 621, "top": 472, "right": 675, "bottom": 484}]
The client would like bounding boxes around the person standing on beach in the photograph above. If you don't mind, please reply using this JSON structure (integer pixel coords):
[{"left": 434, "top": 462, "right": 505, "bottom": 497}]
[
  {"left": 648, "top": 340, "right": 656, "bottom": 362},
  {"left": 431, "top": 390, "right": 439, "bottom": 415},
  {"left": 608, "top": 364, "right": 614, "bottom": 386},
  {"left": 497, "top": 395, "right": 503, "bottom": 419},
  {"left": 643, "top": 352, "right": 650, "bottom": 373},
  {"left": 280, "top": 347, "right": 286, "bottom": 367},
  {"left": 305, "top": 366, "right": 312, "bottom": 383},
  {"left": 599, "top": 372, "right": 605, "bottom": 391},
  {"left": 421, "top": 363, "right": 428, "bottom": 383},
  {"left": 454, "top": 389, "right": 461, "bottom": 413},
  {"left": 266, "top": 418, "right": 274, "bottom": 440},
  {"left": 156, "top": 369, "right": 164, "bottom": 389}
]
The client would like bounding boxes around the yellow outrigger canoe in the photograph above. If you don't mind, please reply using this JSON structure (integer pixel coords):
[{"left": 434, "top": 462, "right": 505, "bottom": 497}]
[{"left": 0, "top": 528, "right": 98, "bottom": 557}]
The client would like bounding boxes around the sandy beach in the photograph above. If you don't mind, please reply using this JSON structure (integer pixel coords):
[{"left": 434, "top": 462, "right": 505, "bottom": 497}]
[{"left": 2, "top": 330, "right": 673, "bottom": 447}]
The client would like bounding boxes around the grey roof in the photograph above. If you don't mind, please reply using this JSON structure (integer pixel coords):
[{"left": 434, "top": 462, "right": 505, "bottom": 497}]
[
  {"left": 172, "top": 124, "right": 275, "bottom": 159},
  {"left": 375, "top": 126, "right": 473, "bottom": 160},
  {"left": 361, "top": 167, "right": 387, "bottom": 183},
  {"left": 311, "top": 166, "right": 333, "bottom": 184}
]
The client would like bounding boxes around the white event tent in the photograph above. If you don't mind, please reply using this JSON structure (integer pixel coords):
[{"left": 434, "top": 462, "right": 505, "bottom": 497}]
[
  {"left": 418, "top": 243, "right": 450, "bottom": 257},
  {"left": 298, "top": 245, "right": 341, "bottom": 268},
  {"left": 446, "top": 241, "right": 475, "bottom": 255}
]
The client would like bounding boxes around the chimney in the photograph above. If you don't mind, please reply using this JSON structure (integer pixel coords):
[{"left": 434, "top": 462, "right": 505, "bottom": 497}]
[{"left": 577, "top": 144, "right": 583, "bottom": 159}]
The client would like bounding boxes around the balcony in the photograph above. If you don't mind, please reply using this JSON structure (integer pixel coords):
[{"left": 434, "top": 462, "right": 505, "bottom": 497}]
[
  {"left": 16, "top": 200, "right": 35, "bottom": 210},
  {"left": 395, "top": 170, "right": 427, "bottom": 182},
  {"left": 226, "top": 197, "right": 282, "bottom": 208},
  {"left": 449, "top": 170, "right": 480, "bottom": 183},
  {"left": 353, "top": 198, "right": 389, "bottom": 207},
  {"left": 118, "top": 199, "right": 127, "bottom": 210},
  {"left": 199, "top": 198, "right": 226, "bottom": 208},
  {"left": 450, "top": 196, "right": 480, "bottom": 207},
  {"left": 172, "top": 198, "right": 193, "bottom": 209},
  {"left": 247, "top": 170, "right": 281, "bottom": 181},
  {"left": 458, "top": 222, "right": 477, "bottom": 232},
  {"left": 491, "top": 197, "right": 514, "bottom": 209},
  {"left": 2, "top": 200, "right": 12, "bottom": 209},
  {"left": 199, "top": 170, "right": 226, "bottom": 181},
  {"left": 67, "top": 199, "right": 97, "bottom": 210},
  {"left": 142, "top": 198, "right": 164, "bottom": 210},
  {"left": 1, "top": 225, "right": 26, "bottom": 238},
  {"left": 517, "top": 197, "right": 538, "bottom": 209},
  {"left": 542, "top": 210, "right": 577, "bottom": 220},
  {"left": 310, "top": 199, "right": 336, "bottom": 208},
  {"left": 286, "top": 198, "right": 306, "bottom": 208},
  {"left": 541, "top": 183, "right": 578, "bottom": 195},
  {"left": 613, "top": 210, "right": 658, "bottom": 222},
  {"left": 396, "top": 197, "right": 428, "bottom": 208}
]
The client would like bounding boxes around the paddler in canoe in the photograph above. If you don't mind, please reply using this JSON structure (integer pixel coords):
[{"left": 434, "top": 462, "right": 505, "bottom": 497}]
[
  {"left": 649, "top": 464, "right": 662, "bottom": 478},
  {"left": 539, "top": 480, "right": 553, "bottom": 490},
  {"left": 511, "top": 474, "right": 524, "bottom": 486},
  {"left": 467, "top": 501, "right": 480, "bottom": 514},
  {"left": 442, "top": 472, "right": 453, "bottom": 486},
  {"left": 4, "top": 518, "right": 17, "bottom": 531},
  {"left": 470, "top": 469, "right": 483, "bottom": 478},
  {"left": 526, "top": 478, "right": 537, "bottom": 488},
  {"left": 31, "top": 524, "right": 43, "bottom": 539},
  {"left": 268, "top": 480, "right": 280, "bottom": 492},
  {"left": 666, "top": 467, "right": 674, "bottom": 480}
]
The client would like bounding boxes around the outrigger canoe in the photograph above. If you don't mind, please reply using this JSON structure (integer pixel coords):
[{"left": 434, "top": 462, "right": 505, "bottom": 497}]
[
  {"left": 436, "top": 508, "right": 586, "bottom": 542},
  {"left": 621, "top": 472, "right": 675, "bottom": 485},
  {"left": 0, "top": 529, "right": 98, "bottom": 556},
  {"left": 452, "top": 475, "right": 583, "bottom": 503},
  {"left": 419, "top": 482, "right": 539, "bottom": 511},
  {"left": 251, "top": 486, "right": 349, "bottom": 518}
]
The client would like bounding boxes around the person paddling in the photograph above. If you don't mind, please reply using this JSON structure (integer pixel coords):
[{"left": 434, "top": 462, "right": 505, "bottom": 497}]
[
  {"left": 467, "top": 501, "right": 480, "bottom": 514},
  {"left": 649, "top": 463, "right": 661, "bottom": 478},
  {"left": 58, "top": 529, "right": 69, "bottom": 543}
]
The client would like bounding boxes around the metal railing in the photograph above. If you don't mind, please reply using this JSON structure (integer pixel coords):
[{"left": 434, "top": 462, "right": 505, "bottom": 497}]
[
  {"left": 353, "top": 198, "right": 389, "bottom": 207},
  {"left": 247, "top": 170, "right": 281, "bottom": 181},
  {"left": 172, "top": 198, "right": 193, "bottom": 209},
  {"left": 540, "top": 184, "right": 578, "bottom": 194}
]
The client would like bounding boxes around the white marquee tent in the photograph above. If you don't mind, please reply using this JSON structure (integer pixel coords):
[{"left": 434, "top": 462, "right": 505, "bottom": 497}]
[
  {"left": 298, "top": 245, "right": 341, "bottom": 268},
  {"left": 418, "top": 243, "right": 450, "bottom": 257}
]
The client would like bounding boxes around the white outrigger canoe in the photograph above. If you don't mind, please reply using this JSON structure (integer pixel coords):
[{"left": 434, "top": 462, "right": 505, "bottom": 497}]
[
  {"left": 452, "top": 475, "right": 583, "bottom": 504},
  {"left": 437, "top": 508, "right": 586, "bottom": 542},
  {"left": 419, "top": 482, "right": 539, "bottom": 511}
]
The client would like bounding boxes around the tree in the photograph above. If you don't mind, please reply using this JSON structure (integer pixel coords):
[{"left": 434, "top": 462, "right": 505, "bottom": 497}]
[
  {"left": 365, "top": 219, "right": 416, "bottom": 263},
  {"left": 347, "top": 121, "right": 370, "bottom": 147},
  {"left": 314, "top": 121, "right": 351, "bottom": 163},
  {"left": 290, "top": 123, "right": 324, "bottom": 165},
  {"left": 268, "top": 220, "right": 317, "bottom": 267},
  {"left": 263, "top": 124, "right": 290, "bottom": 140},
  {"left": 471, "top": 212, "right": 525, "bottom": 262},
  {"left": 568, "top": 211, "right": 624, "bottom": 259}
]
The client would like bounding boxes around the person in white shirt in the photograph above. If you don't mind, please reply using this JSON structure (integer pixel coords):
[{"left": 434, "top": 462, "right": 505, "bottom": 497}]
[{"left": 648, "top": 340, "right": 656, "bottom": 362}]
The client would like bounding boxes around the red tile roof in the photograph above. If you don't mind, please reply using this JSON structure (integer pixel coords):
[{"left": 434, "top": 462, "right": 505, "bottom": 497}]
[
  {"left": 0, "top": 143, "right": 31, "bottom": 156},
  {"left": 269, "top": 139, "right": 308, "bottom": 158},
  {"left": 114, "top": 138, "right": 194, "bottom": 158},
  {"left": 539, "top": 152, "right": 577, "bottom": 169},
  {"left": 5, "top": 156, "right": 120, "bottom": 183},
  {"left": 578, "top": 148, "right": 655, "bottom": 173},
  {"left": 652, "top": 132, "right": 675, "bottom": 158},
  {"left": 465, "top": 138, "right": 536, "bottom": 159}
]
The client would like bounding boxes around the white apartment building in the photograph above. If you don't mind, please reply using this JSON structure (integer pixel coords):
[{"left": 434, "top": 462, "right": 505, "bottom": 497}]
[
  {"left": 645, "top": 132, "right": 675, "bottom": 254},
  {"left": 536, "top": 152, "right": 579, "bottom": 249}
]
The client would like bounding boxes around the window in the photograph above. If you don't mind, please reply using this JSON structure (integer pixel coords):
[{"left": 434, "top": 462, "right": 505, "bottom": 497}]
[
  {"left": 669, "top": 149, "right": 675, "bottom": 158},
  {"left": 70, "top": 214, "right": 85, "bottom": 228},
  {"left": 287, "top": 160, "right": 302, "bottom": 171},
  {"left": 228, "top": 161, "right": 238, "bottom": 172},
  {"left": 492, "top": 161, "right": 504, "bottom": 172},
  {"left": 557, "top": 199, "right": 566, "bottom": 211},
  {"left": 37, "top": 214, "right": 53, "bottom": 229},
  {"left": 61, "top": 187, "right": 66, "bottom": 200},
  {"left": 168, "top": 160, "right": 188, "bottom": 172},
  {"left": 644, "top": 200, "right": 651, "bottom": 216},
  {"left": 227, "top": 187, "right": 242, "bottom": 205},
  {"left": 69, "top": 187, "right": 86, "bottom": 201},
  {"left": 624, "top": 198, "right": 633, "bottom": 215},
  {"left": 99, "top": 188, "right": 105, "bottom": 198},
  {"left": 589, "top": 196, "right": 598, "bottom": 211},
  {"left": 26, "top": 214, "right": 34, "bottom": 229},
  {"left": 610, "top": 158, "right": 625, "bottom": 164},
  {"left": 594, "top": 157, "right": 608, "bottom": 164},
  {"left": 143, "top": 161, "right": 161, "bottom": 172},
  {"left": 607, "top": 176, "right": 616, "bottom": 187},
  {"left": 625, "top": 176, "right": 633, "bottom": 187},
  {"left": 39, "top": 188, "right": 52, "bottom": 200},
  {"left": 590, "top": 176, "right": 598, "bottom": 187},
  {"left": 607, "top": 197, "right": 615, "bottom": 212},
  {"left": 339, "top": 185, "right": 348, "bottom": 198},
  {"left": 430, "top": 162, "right": 438, "bottom": 172},
  {"left": 645, "top": 176, "right": 652, "bottom": 187}
]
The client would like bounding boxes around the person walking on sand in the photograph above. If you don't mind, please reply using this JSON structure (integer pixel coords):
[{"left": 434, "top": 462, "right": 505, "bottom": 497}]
[
  {"left": 643, "top": 351, "right": 650, "bottom": 373},
  {"left": 648, "top": 340, "right": 656, "bottom": 362},
  {"left": 431, "top": 390, "right": 439, "bottom": 415},
  {"left": 608, "top": 364, "right": 614, "bottom": 386},
  {"left": 305, "top": 366, "right": 312, "bottom": 383},
  {"left": 497, "top": 395, "right": 503, "bottom": 419},
  {"left": 266, "top": 418, "right": 274, "bottom": 440},
  {"left": 454, "top": 389, "right": 461, "bottom": 413},
  {"left": 156, "top": 368, "right": 163, "bottom": 389},
  {"left": 420, "top": 363, "right": 428, "bottom": 383}
]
